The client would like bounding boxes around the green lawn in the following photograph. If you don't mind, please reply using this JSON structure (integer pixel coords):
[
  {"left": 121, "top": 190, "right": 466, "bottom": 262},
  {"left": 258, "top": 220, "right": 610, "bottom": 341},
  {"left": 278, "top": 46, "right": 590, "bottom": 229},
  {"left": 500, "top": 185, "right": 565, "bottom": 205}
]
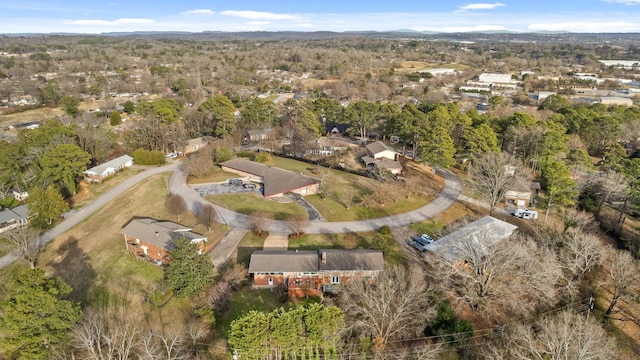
[
  {"left": 288, "top": 231, "right": 406, "bottom": 266},
  {"left": 217, "top": 287, "right": 286, "bottom": 338},
  {"left": 73, "top": 167, "right": 146, "bottom": 208},
  {"left": 187, "top": 167, "right": 242, "bottom": 185},
  {"left": 235, "top": 231, "right": 267, "bottom": 266},
  {"left": 205, "top": 193, "right": 308, "bottom": 220}
]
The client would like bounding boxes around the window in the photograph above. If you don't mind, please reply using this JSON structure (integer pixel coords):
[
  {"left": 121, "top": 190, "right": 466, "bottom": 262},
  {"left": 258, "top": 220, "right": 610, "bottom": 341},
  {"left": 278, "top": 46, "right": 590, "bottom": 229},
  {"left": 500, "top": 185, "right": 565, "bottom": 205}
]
[{"left": 331, "top": 276, "right": 340, "bottom": 284}]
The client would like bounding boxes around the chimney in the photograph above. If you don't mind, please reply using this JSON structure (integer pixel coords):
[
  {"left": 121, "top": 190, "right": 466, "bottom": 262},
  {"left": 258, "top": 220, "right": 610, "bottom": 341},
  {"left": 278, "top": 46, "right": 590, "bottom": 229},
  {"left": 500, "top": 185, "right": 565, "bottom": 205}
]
[{"left": 321, "top": 251, "right": 327, "bottom": 264}]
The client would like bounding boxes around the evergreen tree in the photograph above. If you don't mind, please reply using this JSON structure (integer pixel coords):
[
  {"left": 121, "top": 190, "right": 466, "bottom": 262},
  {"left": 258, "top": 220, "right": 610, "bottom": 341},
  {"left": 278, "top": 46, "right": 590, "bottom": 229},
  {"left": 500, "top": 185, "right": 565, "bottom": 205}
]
[
  {"left": 0, "top": 269, "right": 81, "bottom": 359},
  {"left": 165, "top": 237, "right": 214, "bottom": 298}
]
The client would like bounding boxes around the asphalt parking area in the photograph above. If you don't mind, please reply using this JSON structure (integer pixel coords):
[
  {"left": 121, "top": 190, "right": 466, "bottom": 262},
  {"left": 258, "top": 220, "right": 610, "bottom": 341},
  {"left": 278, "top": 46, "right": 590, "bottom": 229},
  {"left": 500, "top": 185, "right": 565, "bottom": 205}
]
[{"left": 192, "top": 182, "right": 261, "bottom": 196}]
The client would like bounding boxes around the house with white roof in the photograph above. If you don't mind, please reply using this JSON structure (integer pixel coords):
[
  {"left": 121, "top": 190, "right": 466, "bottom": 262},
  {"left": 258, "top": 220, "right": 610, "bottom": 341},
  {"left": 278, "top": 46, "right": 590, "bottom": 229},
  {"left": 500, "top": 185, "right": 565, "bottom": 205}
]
[{"left": 84, "top": 155, "right": 134, "bottom": 183}]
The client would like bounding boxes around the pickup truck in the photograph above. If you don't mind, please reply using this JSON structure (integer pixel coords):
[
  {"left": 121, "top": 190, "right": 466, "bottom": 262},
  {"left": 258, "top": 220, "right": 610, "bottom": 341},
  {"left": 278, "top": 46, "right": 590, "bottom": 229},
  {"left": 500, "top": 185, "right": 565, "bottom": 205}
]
[{"left": 409, "top": 234, "right": 434, "bottom": 253}]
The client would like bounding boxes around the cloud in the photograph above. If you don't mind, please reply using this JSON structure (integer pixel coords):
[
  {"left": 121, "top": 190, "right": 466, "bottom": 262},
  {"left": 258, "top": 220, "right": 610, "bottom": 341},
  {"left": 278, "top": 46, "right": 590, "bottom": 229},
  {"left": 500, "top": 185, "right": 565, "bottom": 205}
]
[
  {"left": 603, "top": 0, "right": 640, "bottom": 4},
  {"left": 529, "top": 21, "right": 640, "bottom": 32},
  {"left": 247, "top": 21, "right": 270, "bottom": 25},
  {"left": 220, "top": 10, "right": 299, "bottom": 20},
  {"left": 181, "top": 9, "right": 215, "bottom": 16},
  {"left": 458, "top": 3, "right": 506, "bottom": 11},
  {"left": 68, "top": 18, "right": 155, "bottom": 26}
]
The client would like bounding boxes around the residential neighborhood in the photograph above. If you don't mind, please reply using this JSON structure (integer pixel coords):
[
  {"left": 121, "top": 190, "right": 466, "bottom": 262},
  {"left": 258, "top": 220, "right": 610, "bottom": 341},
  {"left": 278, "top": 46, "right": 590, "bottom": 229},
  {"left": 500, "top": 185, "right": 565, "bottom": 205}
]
[{"left": 1, "top": 25, "right": 640, "bottom": 359}]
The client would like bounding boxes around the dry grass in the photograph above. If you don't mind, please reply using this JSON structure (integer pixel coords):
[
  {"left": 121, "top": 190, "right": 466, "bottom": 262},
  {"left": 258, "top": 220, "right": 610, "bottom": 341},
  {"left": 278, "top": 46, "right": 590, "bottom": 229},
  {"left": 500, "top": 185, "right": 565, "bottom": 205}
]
[{"left": 32, "top": 172, "right": 225, "bottom": 328}]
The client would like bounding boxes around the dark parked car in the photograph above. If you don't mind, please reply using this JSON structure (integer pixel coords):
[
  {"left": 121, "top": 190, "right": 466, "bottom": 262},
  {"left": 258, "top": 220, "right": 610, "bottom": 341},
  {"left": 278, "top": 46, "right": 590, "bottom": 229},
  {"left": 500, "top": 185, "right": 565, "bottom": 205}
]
[{"left": 228, "top": 178, "right": 243, "bottom": 185}]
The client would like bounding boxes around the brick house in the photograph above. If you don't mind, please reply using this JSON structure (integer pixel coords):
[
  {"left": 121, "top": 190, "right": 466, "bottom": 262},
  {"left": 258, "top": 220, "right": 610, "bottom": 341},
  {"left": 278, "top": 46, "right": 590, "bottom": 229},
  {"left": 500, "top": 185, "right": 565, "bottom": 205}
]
[
  {"left": 120, "top": 218, "right": 207, "bottom": 265},
  {"left": 219, "top": 159, "right": 320, "bottom": 197},
  {"left": 248, "top": 249, "right": 384, "bottom": 297}
]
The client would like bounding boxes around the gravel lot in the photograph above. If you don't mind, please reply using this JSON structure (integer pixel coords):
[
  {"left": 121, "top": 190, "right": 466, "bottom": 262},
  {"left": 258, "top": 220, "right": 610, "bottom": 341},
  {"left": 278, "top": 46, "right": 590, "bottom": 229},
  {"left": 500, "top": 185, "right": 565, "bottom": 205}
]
[{"left": 192, "top": 182, "right": 261, "bottom": 196}]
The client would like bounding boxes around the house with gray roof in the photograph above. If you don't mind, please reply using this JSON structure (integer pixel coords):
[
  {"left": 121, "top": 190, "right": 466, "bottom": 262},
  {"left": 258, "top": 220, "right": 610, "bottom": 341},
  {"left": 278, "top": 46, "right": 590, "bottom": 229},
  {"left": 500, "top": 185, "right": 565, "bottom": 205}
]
[
  {"left": 249, "top": 249, "right": 384, "bottom": 297},
  {"left": 365, "top": 141, "right": 399, "bottom": 161},
  {"left": 84, "top": 155, "right": 133, "bottom": 183},
  {"left": 121, "top": 218, "right": 207, "bottom": 265},
  {"left": 0, "top": 205, "right": 29, "bottom": 234},
  {"left": 423, "top": 216, "right": 517, "bottom": 264},
  {"left": 220, "top": 159, "right": 320, "bottom": 197}
]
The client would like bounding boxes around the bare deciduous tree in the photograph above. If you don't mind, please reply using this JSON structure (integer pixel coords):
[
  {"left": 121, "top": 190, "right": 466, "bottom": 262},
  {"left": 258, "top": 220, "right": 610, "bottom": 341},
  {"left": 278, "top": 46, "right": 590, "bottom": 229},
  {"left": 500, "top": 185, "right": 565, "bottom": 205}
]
[
  {"left": 339, "top": 187, "right": 357, "bottom": 210},
  {"left": 557, "top": 207, "right": 598, "bottom": 234},
  {"left": 433, "top": 234, "right": 560, "bottom": 321},
  {"left": 286, "top": 214, "right": 309, "bottom": 237},
  {"left": 580, "top": 171, "right": 629, "bottom": 218},
  {"left": 72, "top": 308, "right": 141, "bottom": 360},
  {"left": 197, "top": 203, "right": 218, "bottom": 231},
  {"left": 558, "top": 231, "right": 603, "bottom": 294},
  {"left": 467, "top": 152, "right": 517, "bottom": 214},
  {"left": 249, "top": 210, "right": 272, "bottom": 235},
  {"left": 509, "top": 311, "right": 615, "bottom": 360},
  {"left": 165, "top": 194, "right": 187, "bottom": 221},
  {"left": 184, "top": 150, "right": 213, "bottom": 178},
  {"left": 338, "top": 266, "right": 436, "bottom": 350},
  {"left": 5, "top": 227, "right": 42, "bottom": 268},
  {"left": 601, "top": 247, "right": 640, "bottom": 320}
]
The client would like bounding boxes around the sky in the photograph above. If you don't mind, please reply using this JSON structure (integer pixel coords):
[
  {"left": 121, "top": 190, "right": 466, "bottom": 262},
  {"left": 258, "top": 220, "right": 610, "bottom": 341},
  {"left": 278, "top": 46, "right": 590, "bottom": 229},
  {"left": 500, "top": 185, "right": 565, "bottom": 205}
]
[{"left": 2, "top": 1, "right": 640, "bottom": 34}]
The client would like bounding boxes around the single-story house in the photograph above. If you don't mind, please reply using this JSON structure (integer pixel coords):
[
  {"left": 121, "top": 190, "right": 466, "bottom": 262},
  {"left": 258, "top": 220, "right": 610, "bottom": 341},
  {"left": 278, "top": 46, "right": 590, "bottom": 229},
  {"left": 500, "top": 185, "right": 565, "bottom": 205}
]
[
  {"left": 219, "top": 159, "right": 320, "bottom": 197},
  {"left": 423, "top": 216, "right": 518, "bottom": 264},
  {"left": 365, "top": 141, "right": 399, "bottom": 161},
  {"left": 324, "top": 123, "right": 349, "bottom": 136},
  {"left": 505, "top": 180, "right": 540, "bottom": 207},
  {"left": 306, "top": 138, "right": 350, "bottom": 157},
  {"left": 249, "top": 249, "right": 384, "bottom": 297},
  {"left": 84, "top": 155, "right": 134, "bottom": 183},
  {"left": 121, "top": 218, "right": 207, "bottom": 265},
  {"left": 184, "top": 137, "right": 209, "bottom": 155},
  {"left": 361, "top": 156, "right": 403, "bottom": 175},
  {"left": 244, "top": 128, "right": 276, "bottom": 142},
  {"left": 0, "top": 205, "right": 29, "bottom": 233}
]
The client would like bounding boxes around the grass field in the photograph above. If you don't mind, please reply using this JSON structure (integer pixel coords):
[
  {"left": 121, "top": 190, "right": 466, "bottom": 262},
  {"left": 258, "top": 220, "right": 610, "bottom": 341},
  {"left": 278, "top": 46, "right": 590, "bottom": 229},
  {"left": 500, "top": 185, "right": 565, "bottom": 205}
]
[
  {"left": 205, "top": 193, "right": 308, "bottom": 220},
  {"left": 203, "top": 155, "right": 441, "bottom": 222},
  {"left": 14, "top": 172, "right": 227, "bottom": 329},
  {"left": 72, "top": 166, "right": 146, "bottom": 208}
]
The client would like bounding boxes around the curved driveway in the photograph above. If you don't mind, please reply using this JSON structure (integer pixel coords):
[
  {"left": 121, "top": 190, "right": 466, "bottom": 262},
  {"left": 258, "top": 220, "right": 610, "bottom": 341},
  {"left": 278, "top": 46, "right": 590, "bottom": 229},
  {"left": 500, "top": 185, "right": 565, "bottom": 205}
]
[
  {"left": 0, "top": 162, "right": 179, "bottom": 269},
  {"left": 169, "top": 164, "right": 461, "bottom": 234},
  {"left": 0, "top": 160, "right": 460, "bottom": 269}
]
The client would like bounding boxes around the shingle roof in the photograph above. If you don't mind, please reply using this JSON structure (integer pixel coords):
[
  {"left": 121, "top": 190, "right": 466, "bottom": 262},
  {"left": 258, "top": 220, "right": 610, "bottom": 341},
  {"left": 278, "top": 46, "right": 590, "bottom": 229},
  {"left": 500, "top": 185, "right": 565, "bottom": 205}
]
[
  {"left": 249, "top": 250, "right": 319, "bottom": 273},
  {"left": 85, "top": 155, "right": 133, "bottom": 176},
  {"left": 319, "top": 249, "right": 385, "bottom": 271},
  {"left": 0, "top": 205, "right": 28, "bottom": 224},
  {"left": 248, "top": 249, "right": 384, "bottom": 273},
  {"left": 220, "top": 159, "right": 320, "bottom": 197},
  {"left": 424, "top": 216, "right": 517, "bottom": 262},
  {"left": 366, "top": 141, "right": 398, "bottom": 156},
  {"left": 120, "top": 218, "right": 206, "bottom": 250}
]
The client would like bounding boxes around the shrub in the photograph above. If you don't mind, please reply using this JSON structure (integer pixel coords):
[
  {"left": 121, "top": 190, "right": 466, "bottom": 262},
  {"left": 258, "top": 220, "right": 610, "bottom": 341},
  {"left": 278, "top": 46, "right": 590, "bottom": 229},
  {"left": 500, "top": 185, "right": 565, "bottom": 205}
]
[
  {"left": 215, "top": 147, "right": 232, "bottom": 163},
  {"left": 252, "top": 152, "right": 272, "bottom": 164},
  {"left": 378, "top": 225, "right": 391, "bottom": 236},
  {"left": 109, "top": 111, "right": 122, "bottom": 126},
  {"left": 235, "top": 151, "right": 253, "bottom": 158},
  {"left": 131, "top": 148, "right": 166, "bottom": 165}
]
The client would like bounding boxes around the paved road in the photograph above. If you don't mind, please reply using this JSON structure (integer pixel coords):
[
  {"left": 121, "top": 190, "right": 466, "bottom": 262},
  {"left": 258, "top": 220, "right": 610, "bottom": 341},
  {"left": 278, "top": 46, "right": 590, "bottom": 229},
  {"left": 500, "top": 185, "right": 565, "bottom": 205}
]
[
  {"left": 169, "top": 165, "right": 462, "bottom": 234},
  {"left": 0, "top": 162, "right": 180, "bottom": 270},
  {"left": 0, "top": 161, "right": 461, "bottom": 269}
]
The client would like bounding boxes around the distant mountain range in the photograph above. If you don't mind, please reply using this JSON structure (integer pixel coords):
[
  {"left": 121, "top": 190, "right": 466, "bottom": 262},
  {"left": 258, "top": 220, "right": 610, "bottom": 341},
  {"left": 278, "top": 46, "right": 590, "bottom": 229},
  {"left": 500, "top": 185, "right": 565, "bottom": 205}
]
[{"left": 1, "top": 30, "right": 638, "bottom": 45}]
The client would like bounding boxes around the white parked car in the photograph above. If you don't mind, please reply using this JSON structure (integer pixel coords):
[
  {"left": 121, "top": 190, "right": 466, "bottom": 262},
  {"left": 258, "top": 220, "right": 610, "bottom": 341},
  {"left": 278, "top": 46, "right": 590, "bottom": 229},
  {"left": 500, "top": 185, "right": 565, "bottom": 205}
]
[{"left": 513, "top": 209, "right": 538, "bottom": 220}]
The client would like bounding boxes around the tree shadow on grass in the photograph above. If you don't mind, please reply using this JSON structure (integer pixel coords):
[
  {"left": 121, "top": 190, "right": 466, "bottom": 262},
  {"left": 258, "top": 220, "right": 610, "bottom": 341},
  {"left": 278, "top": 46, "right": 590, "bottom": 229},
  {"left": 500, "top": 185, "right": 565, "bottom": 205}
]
[{"left": 49, "top": 236, "right": 97, "bottom": 305}]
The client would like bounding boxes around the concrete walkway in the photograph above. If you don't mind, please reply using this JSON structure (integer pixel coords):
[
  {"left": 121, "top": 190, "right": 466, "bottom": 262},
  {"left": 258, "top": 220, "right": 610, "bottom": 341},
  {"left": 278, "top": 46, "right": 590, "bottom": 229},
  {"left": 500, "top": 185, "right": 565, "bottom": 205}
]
[
  {"left": 209, "top": 228, "right": 248, "bottom": 268},
  {"left": 262, "top": 233, "right": 289, "bottom": 250}
]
